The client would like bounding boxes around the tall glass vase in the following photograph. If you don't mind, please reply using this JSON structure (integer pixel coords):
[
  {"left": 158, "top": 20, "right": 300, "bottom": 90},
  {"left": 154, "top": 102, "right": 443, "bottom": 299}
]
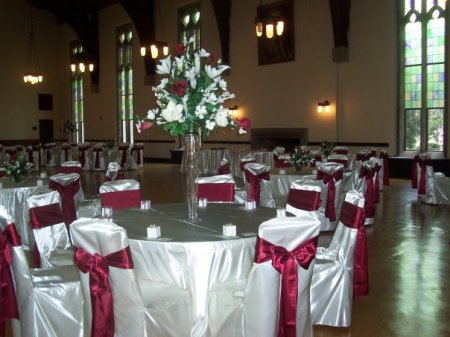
[{"left": 183, "top": 133, "right": 200, "bottom": 220}]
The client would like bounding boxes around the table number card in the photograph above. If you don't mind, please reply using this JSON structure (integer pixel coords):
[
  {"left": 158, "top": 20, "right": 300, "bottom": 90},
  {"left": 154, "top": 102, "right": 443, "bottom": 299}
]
[
  {"left": 147, "top": 224, "right": 161, "bottom": 239},
  {"left": 223, "top": 223, "right": 236, "bottom": 237},
  {"left": 36, "top": 179, "right": 44, "bottom": 186}
]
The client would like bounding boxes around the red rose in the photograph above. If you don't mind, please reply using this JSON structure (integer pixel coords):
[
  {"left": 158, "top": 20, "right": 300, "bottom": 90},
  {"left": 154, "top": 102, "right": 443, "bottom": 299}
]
[
  {"left": 176, "top": 44, "right": 186, "bottom": 55},
  {"left": 171, "top": 80, "right": 188, "bottom": 96},
  {"left": 208, "top": 54, "right": 215, "bottom": 63},
  {"left": 236, "top": 117, "right": 251, "bottom": 130}
]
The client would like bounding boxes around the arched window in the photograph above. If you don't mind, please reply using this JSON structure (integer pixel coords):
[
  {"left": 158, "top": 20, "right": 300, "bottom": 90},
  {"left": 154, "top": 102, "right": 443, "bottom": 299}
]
[
  {"left": 400, "top": 0, "right": 447, "bottom": 155},
  {"left": 117, "top": 24, "right": 134, "bottom": 144},
  {"left": 70, "top": 40, "right": 85, "bottom": 143}
]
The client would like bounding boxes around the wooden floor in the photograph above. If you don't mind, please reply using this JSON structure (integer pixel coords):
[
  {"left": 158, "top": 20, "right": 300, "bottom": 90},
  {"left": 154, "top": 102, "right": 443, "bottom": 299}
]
[{"left": 7, "top": 163, "right": 450, "bottom": 337}]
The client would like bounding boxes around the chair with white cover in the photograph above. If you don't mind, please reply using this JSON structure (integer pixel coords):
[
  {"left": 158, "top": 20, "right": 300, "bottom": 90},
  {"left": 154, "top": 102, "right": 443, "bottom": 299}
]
[
  {"left": 60, "top": 143, "right": 73, "bottom": 163},
  {"left": 285, "top": 179, "right": 321, "bottom": 217},
  {"left": 49, "top": 173, "right": 84, "bottom": 225},
  {"left": 310, "top": 190, "right": 368, "bottom": 327},
  {"left": 118, "top": 143, "right": 131, "bottom": 170},
  {"left": 43, "top": 143, "right": 58, "bottom": 167},
  {"left": 378, "top": 149, "right": 390, "bottom": 186},
  {"left": 422, "top": 168, "right": 450, "bottom": 205},
  {"left": 69, "top": 217, "right": 148, "bottom": 337},
  {"left": 243, "top": 162, "right": 276, "bottom": 208},
  {"left": 60, "top": 161, "right": 83, "bottom": 174},
  {"left": 355, "top": 158, "right": 378, "bottom": 225},
  {"left": 327, "top": 154, "right": 349, "bottom": 169},
  {"left": 411, "top": 153, "right": 432, "bottom": 197},
  {"left": 130, "top": 143, "right": 144, "bottom": 169},
  {"left": 27, "top": 188, "right": 73, "bottom": 268},
  {"left": 196, "top": 174, "right": 235, "bottom": 202},
  {"left": 244, "top": 215, "right": 321, "bottom": 337},
  {"left": 78, "top": 143, "right": 91, "bottom": 171},
  {"left": 100, "top": 179, "right": 141, "bottom": 210},
  {"left": 316, "top": 162, "right": 345, "bottom": 231},
  {"left": 0, "top": 206, "right": 84, "bottom": 337},
  {"left": 92, "top": 143, "right": 107, "bottom": 171}
]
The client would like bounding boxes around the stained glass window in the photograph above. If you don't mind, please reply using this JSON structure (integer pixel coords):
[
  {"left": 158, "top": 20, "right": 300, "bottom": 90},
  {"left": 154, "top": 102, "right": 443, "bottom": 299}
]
[
  {"left": 70, "top": 40, "right": 85, "bottom": 143},
  {"left": 117, "top": 24, "right": 134, "bottom": 144},
  {"left": 178, "top": 2, "right": 201, "bottom": 49},
  {"left": 401, "top": 0, "right": 447, "bottom": 153}
]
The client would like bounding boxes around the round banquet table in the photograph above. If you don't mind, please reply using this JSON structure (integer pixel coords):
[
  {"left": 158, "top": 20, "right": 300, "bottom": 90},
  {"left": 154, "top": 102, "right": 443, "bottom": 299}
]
[{"left": 113, "top": 203, "right": 276, "bottom": 337}]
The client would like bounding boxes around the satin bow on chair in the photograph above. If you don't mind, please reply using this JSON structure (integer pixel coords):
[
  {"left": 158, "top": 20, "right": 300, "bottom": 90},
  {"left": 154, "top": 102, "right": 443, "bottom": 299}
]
[
  {"left": 379, "top": 151, "right": 390, "bottom": 185},
  {"left": 78, "top": 145, "right": 90, "bottom": 168},
  {"left": 244, "top": 170, "right": 270, "bottom": 206},
  {"left": 287, "top": 189, "right": 321, "bottom": 211},
  {"left": 131, "top": 144, "right": 144, "bottom": 165},
  {"left": 93, "top": 148, "right": 102, "bottom": 169},
  {"left": 317, "top": 170, "right": 343, "bottom": 221},
  {"left": 74, "top": 246, "right": 134, "bottom": 337},
  {"left": 0, "top": 223, "right": 21, "bottom": 337},
  {"left": 339, "top": 202, "right": 368, "bottom": 297},
  {"left": 359, "top": 166, "right": 376, "bottom": 219},
  {"left": 255, "top": 236, "right": 319, "bottom": 337},
  {"left": 49, "top": 178, "right": 81, "bottom": 225},
  {"left": 119, "top": 145, "right": 129, "bottom": 168}
]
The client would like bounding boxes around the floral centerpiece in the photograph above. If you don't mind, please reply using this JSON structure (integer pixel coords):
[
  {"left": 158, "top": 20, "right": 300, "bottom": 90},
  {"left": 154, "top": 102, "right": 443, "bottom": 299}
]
[
  {"left": 2, "top": 155, "right": 33, "bottom": 182},
  {"left": 292, "top": 147, "right": 312, "bottom": 170},
  {"left": 320, "top": 141, "right": 335, "bottom": 158},
  {"left": 136, "top": 37, "right": 250, "bottom": 219}
]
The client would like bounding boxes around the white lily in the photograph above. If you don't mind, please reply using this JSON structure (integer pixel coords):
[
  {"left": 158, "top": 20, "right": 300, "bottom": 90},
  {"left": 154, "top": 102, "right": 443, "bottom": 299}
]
[
  {"left": 156, "top": 56, "right": 171, "bottom": 75},
  {"left": 199, "top": 48, "right": 210, "bottom": 58},
  {"left": 161, "top": 100, "right": 184, "bottom": 122},
  {"left": 206, "top": 120, "right": 216, "bottom": 130},
  {"left": 146, "top": 109, "right": 156, "bottom": 120},
  {"left": 204, "top": 64, "right": 230, "bottom": 79}
]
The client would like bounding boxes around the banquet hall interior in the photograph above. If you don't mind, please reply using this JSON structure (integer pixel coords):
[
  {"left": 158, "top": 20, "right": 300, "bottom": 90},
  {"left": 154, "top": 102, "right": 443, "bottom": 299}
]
[{"left": 0, "top": 0, "right": 449, "bottom": 337}]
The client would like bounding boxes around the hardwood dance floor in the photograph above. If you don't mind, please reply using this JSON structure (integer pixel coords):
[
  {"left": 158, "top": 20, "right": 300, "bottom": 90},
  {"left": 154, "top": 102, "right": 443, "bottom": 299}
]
[{"left": 6, "top": 163, "right": 450, "bottom": 337}]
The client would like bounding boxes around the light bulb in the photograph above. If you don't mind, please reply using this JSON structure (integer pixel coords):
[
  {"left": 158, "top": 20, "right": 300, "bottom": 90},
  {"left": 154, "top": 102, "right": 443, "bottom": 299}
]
[
  {"left": 150, "top": 45, "right": 158, "bottom": 59},
  {"left": 140, "top": 46, "right": 146, "bottom": 56},
  {"left": 256, "top": 22, "right": 263, "bottom": 37},
  {"left": 79, "top": 63, "right": 85, "bottom": 73},
  {"left": 89, "top": 63, "right": 94, "bottom": 72},
  {"left": 163, "top": 46, "right": 169, "bottom": 56},
  {"left": 276, "top": 21, "right": 284, "bottom": 36},
  {"left": 266, "top": 23, "right": 274, "bottom": 39}
]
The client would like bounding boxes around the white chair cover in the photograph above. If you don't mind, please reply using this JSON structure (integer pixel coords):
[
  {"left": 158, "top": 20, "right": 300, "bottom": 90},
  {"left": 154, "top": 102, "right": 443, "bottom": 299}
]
[
  {"left": 92, "top": 143, "right": 107, "bottom": 171},
  {"left": 0, "top": 206, "right": 84, "bottom": 337},
  {"left": 285, "top": 179, "right": 321, "bottom": 217},
  {"left": 196, "top": 174, "right": 235, "bottom": 202},
  {"left": 43, "top": 142, "right": 58, "bottom": 167},
  {"left": 272, "top": 146, "right": 286, "bottom": 157},
  {"left": 60, "top": 143, "right": 73, "bottom": 162},
  {"left": 49, "top": 173, "right": 84, "bottom": 225},
  {"left": 327, "top": 154, "right": 349, "bottom": 168},
  {"left": 78, "top": 143, "right": 91, "bottom": 171},
  {"left": 130, "top": 143, "right": 144, "bottom": 169},
  {"left": 243, "top": 162, "right": 276, "bottom": 208},
  {"left": 118, "top": 143, "right": 131, "bottom": 170},
  {"left": 27, "top": 188, "right": 73, "bottom": 268},
  {"left": 355, "top": 158, "right": 378, "bottom": 225},
  {"left": 316, "top": 162, "right": 345, "bottom": 231},
  {"left": 69, "top": 218, "right": 148, "bottom": 337},
  {"left": 310, "top": 190, "right": 366, "bottom": 327},
  {"left": 422, "top": 169, "right": 450, "bottom": 204},
  {"left": 244, "top": 216, "right": 321, "bottom": 337},
  {"left": 99, "top": 179, "right": 141, "bottom": 210}
]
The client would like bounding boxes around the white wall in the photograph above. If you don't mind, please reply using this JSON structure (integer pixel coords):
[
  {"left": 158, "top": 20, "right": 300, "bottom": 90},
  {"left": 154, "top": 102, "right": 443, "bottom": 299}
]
[{"left": 0, "top": 0, "right": 446, "bottom": 158}]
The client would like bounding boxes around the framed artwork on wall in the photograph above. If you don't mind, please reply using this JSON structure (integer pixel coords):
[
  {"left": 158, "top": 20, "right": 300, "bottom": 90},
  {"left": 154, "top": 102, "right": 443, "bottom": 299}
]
[{"left": 257, "top": 0, "right": 295, "bottom": 66}]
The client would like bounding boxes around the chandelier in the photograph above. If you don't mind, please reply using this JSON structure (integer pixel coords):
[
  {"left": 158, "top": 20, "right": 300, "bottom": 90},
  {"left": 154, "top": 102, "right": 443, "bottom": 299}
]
[
  {"left": 23, "top": 7, "right": 43, "bottom": 85},
  {"left": 141, "top": 0, "right": 169, "bottom": 59},
  {"left": 255, "top": 0, "right": 285, "bottom": 39}
]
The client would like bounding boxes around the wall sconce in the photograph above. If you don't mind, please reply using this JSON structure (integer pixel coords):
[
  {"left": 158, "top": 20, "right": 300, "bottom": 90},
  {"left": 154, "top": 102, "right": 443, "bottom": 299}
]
[
  {"left": 317, "top": 100, "right": 330, "bottom": 113},
  {"left": 228, "top": 105, "right": 238, "bottom": 117}
]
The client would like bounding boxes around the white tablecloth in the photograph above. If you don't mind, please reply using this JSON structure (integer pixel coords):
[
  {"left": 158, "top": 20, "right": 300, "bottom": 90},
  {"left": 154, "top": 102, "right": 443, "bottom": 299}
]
[
  {"left": 113, "top": 203, "right": 276, "bottom": 337},
  {"left": 0, "top": 175, "right": 49, "bottom": 249}
]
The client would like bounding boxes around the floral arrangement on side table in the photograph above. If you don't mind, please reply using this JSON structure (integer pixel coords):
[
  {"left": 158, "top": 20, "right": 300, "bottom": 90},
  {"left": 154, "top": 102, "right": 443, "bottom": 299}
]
[
  {"left": 2, "top": 155, "right": 33, "bottom": 182},
  {"left": 292, "top": 147, "right": 312, "bottom": 170},
  {"left": 135, "top": 37, "right": 250, "bottom": 137},
  {"left": 320, "top": 141, "right": 335, "bottom": 158}
]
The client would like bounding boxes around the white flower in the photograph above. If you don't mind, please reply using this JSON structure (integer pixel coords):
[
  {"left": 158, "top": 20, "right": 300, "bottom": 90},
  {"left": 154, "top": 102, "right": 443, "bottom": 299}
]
[
  {"left": 195, "top": 105, "right": 207, "bottom": 118},
  {"left": 156, "top": 78, "right": 168, "bottom": 90},
  {"left": 146, "top": 109, "right": 156, "bottom": 120},
  {"left": 161, "top": 100, "right": 184, "bottom": 122},
  {"left": 199, "top": 48, "right": 210, "bottom": 58},
  {"left": 156, "top": 57, "right": 171, "bottom": 75},
  {"left": 204, "top": 64, "right": 230, "bottom": 79},
  {"left": 239, "top": 127, "right": 247, "bottom": 134},
  {"left": 206, "top": 120, "right": 216, "bottom": 130},
  {"left": 214, "top": 106, "right": 229, "bottom": 127}
]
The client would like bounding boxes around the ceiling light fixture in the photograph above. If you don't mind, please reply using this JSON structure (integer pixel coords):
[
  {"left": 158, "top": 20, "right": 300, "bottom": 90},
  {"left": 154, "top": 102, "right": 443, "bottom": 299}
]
[{"left": 23, "top": 7, "right": 43, "bottom": 85}]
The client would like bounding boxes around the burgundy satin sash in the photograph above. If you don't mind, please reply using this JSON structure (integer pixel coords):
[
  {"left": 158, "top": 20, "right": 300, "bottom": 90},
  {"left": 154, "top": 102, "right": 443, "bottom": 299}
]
[
  {"left": 197, "top": 183, "right": 234, "bottom": 202},
  {"left": 93, "top": 149, "right": 102, "bottom": 169},
  {"left": 74, "top": 245, "right": 134, "bottom": 337},
  {"left": 356, "top": 153, "right": 369, "bottom": 162},
  {"left": 61, "top": 166, "right": 82, "bottom": 174},
  {"left": 29, "top": 203, "right": 66, "bottom": 268},
  {"left": 44, "top": 146, "right": 53, "bottom": 164},
  {"left": 379, "top": 152, "right": 390, "bottom": 185},
  {"left": 374, "top": 165, "right": 381, "bottom": 204},
  {"left": 255, "top": 235, "right": 319, "bottom": 337},
  {"left": 218, "top": 163, "right": 231, "bottom": 175},
  {"left": 287, "top": 189, "right": 321, "bottom": 211},
  {"left": 273, "top": 154, "right": 292, "bottom": 168},
  {"left": 359, "top": 167, "right": 376, "bottom": 218},
  {"left": 417, "top": 161, "right": 429, "bottom": 196},
  {"left": 340, "top": 202, "right": 369, "bottom": 297},
  {"left": 79, "top": 146, "right": 89, "bottom": 167},
  {"left": 335, "top": 149, "right": 348, "bottom": 155},
  {"left": 49, "top": 179, "right": 80, "bottom": 225},
  {"left": 0, "top": 223, "right": 21, "bottom": 333},
  {"left": 244, "top": 170, "right": 270, "bottom": 206},
  {"left": 119, "top": 145, "right": 129, "bottom": 167},
  {"left": 317, "top": 170, "right": 343, "bottom": 221},
  {"left": 101, "top": 189, "right": 141, "bottom": 210}
]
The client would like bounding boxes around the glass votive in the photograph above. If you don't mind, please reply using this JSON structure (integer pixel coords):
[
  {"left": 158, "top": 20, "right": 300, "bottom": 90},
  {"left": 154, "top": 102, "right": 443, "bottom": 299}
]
[
  {"left": 147, "top": 224, "right": 161, "bottom": 239},
  {"left": 36, "top": 179, "right": 43, "bottom": 186},
  {"left": 223, "top": 224, "right": 237, "bottom": 237},
  {"left": 199, "top": 198, "right": 208, "bottom": 208},
  {"left": 40, "top": 171, "right": 47, "bottom": 179},
  {"left": 101, "top": 206, "right": 113, "bottom": 220},
  {"left": 312, "top": 169, "right": 318, "bottom": 175},
  {"left": 279, "top": 169, "right": 286, "bottom": 175},
  {"left": 141, "top": 200, "right": 151, "bottom": 210}
]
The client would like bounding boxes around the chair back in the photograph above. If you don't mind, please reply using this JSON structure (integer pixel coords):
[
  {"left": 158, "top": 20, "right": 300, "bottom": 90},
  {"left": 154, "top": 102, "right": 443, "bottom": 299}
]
[
  {"left": 327, "top": 154, "right": 349, "bottom": 168},
  {"left": 61, "top": 161, "right": 83, "bottom": 174},
  {"left": 243, "top": 163, "right": 275, "bottom": 207},
  {"left": 27, "top": 188, "right": 72, "bottom": 268},
  {"left": 70, "top": 218, "right": 147, "bottom": 337},
  {"left": 49, "top": 173, "right": 84, "bottom": 225},
  {"left": 244, "top": 215, "right": 321, "bottom": 337},
  {"left": 355, "top": 158, "right": 378, "bottom": 224},
  {"left": 130, "top": 143, "right": 144, "bottom": 169},
  {"left": 286, "top": 179, "right": 321, "bottom": 216},
  {"left": 196, "top": 174, "right": 235, "bottom": 202},
  {"left": 100, "top": 179, "right": 141, "bottom": 210}
]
